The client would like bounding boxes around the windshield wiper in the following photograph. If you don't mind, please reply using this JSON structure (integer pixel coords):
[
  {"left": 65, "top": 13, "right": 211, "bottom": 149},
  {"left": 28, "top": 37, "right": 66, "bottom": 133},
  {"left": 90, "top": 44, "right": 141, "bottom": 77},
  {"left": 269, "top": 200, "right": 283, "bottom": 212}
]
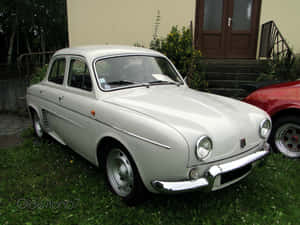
[
  {"left": 107, "top": 80, "right": 151, "bottom": 88},
  {"left": 148, "top": 80, "right": 183, "bottom": 86},
  {"left": 107, "top": 80, "right": 140, "bottom": 85}
]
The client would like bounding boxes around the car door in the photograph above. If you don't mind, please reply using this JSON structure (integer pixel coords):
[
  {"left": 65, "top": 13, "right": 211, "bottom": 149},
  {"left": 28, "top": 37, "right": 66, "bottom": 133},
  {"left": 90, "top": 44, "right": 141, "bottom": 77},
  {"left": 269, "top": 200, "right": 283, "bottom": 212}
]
[
  {"left": 39, "top": 56, "right": 69, "bottom": 141},
  {"left": 54, "top": 56, "right": 100, "bottom": 160}
]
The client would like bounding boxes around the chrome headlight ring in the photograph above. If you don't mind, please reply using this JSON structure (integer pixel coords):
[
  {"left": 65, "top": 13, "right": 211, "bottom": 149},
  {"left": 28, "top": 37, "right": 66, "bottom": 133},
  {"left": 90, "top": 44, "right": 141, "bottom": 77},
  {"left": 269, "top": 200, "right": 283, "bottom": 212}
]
[
  {"left": 195, "top": 136, "right": 213, "bottom": 160},
  {"left": 259, "top": 119, "right": 272, "bottom": 139}
]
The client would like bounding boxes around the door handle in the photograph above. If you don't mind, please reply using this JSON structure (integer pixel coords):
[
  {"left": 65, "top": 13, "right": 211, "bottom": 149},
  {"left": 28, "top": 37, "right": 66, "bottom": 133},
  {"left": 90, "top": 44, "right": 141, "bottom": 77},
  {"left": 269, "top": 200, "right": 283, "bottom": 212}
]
[
  {"left": 228, "top": 17, "right": 232, "bottom": 27},
  {"left": 58, "top": 96, "right": 64, "bottom": 102}
]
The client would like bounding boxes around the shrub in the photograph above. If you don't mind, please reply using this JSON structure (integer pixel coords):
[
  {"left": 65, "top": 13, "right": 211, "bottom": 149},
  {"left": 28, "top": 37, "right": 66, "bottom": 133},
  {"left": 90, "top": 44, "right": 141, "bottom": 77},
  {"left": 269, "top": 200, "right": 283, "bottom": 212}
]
[
  {"left": 290, "top": 57, "right": 300, "bottom": 79},
  {"left": 257, "top": 56, "right": 300, "bottom": 82},
  {"left": 150, "top": 26, "right": 207, "bottom": 90},
  {"left": 30, "top": 65, "right": 48, "bottom": 85}
]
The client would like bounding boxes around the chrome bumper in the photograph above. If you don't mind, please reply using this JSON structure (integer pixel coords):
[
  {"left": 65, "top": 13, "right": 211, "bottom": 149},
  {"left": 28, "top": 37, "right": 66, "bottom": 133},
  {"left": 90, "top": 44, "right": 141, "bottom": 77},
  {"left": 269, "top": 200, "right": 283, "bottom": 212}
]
[{"left": 152, "top": 143, "right": 270, "bottom": 193}]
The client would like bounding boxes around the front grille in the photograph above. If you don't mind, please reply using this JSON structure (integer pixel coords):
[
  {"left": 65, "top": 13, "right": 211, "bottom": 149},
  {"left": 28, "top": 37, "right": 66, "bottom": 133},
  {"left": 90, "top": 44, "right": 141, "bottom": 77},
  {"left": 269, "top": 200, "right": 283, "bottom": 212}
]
[{"left": 221, "top": 164, "right": 252, "bottom": 184}]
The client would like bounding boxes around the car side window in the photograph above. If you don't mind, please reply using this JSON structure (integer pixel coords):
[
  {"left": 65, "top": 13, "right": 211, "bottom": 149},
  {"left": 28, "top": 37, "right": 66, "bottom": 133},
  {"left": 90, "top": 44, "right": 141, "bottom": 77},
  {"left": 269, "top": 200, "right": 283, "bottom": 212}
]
[
  {"left": 68, "top": 59, "right": 92, "bottom": 92},
  {"left": 48, "top": 58, "right": 66, "bottom": 85}
]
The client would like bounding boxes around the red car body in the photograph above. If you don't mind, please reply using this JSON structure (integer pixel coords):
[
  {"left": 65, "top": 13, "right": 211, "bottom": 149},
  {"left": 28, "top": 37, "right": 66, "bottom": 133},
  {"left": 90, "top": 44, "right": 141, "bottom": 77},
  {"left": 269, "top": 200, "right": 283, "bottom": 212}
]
[
  {"left": 244, "top": 80, "right": 300, "bottom": 158},
  {"left": 244, "top": 80, "right": 300, "bottom": 117}
]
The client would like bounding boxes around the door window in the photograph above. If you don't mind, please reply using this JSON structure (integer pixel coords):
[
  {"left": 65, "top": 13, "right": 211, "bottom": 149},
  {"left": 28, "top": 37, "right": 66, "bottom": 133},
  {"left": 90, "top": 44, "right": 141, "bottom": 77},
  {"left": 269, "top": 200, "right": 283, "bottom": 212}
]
[
  {"left": 203, "top": 0, "right": 223, "bottom": 31},
  {"left": 68, "top": 59, "right": 92, "bottom": 91},
  {"left": 232, "top": 0, "right": 253, "bottom": 31},
  {"left": 48, "top": 58, "right": 66, "bottom": 85}
]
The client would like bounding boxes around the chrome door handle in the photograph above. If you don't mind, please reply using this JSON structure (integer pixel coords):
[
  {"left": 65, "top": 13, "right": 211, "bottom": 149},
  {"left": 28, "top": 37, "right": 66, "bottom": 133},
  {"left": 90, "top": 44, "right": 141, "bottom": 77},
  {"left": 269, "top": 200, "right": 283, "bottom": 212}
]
[
  {"left": 58, "top": 96, "right": 64, "bottom": 101},
  {"left": 228, "top": 17, "right": 232, "bottom": 27}
]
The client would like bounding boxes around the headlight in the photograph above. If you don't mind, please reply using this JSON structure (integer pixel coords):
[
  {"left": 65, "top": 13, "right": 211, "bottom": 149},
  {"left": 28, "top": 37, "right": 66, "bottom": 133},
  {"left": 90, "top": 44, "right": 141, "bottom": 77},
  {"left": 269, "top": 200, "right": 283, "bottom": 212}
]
[
  {"left": 195, "top": 136, "right": 213, "bottom": 160},
  {"left": 259, "top": 119, "right": 272, "bottom": 139}
]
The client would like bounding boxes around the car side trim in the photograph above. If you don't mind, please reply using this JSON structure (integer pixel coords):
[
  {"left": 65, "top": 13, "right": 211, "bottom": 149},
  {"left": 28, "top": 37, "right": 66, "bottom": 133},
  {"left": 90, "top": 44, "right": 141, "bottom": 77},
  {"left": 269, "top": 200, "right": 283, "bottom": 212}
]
[
  {"left": 95, "top": 118, "right": 172, "bottom": 150},
  {"left": 28, "top": 93, "right": 171, "bottom": 150},
  {"left": 42, "top": 106, "right": 85, "bottom": 128}
]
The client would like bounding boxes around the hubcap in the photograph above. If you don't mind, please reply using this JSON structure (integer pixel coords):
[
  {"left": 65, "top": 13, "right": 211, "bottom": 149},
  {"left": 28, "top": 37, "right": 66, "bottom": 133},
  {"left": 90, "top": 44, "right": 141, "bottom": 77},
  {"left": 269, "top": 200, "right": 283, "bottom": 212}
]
[
  {"left": 106, "top": 149, "right": 134, "bottom": 197},
  {"left": 275, "top": 123, "right": 300, "bottom": 158},
  {"left": 34, "top": 114, "right": 43, "bottom": 138}
]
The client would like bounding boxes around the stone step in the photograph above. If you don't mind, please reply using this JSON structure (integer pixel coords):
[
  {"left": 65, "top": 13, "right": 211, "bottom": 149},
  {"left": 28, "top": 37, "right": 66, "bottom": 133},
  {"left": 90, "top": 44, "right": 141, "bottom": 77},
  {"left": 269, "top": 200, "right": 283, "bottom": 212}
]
[
  {"left": 203, "top": 59, "right": 264, "bottom": 64},
  {"left": 208, "top": 80, "right": 256, "bottom": 89},
  {"left": 198, "top": 60, "right": 268, "bottom": 98},
  {"left": 206, "top": 72, "right": 259, "bottom": 81},
  {"left": 203, "top": 65, "right": 266, "bottom": 74},
  {"left": 202, "top": 59, "right": 268, "bottom": 74}
]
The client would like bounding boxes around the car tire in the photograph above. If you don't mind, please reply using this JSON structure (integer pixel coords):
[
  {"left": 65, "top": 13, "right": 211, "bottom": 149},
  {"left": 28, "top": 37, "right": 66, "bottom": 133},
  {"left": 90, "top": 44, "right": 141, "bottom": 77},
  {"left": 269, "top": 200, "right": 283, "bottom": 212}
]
[
  {"left": 270, "top": 115, "right": 300, "bottom": 158},
  {"left": 105, "top": 145, "right": 147, "bottom": 205},
  {"left": 32, "top": 111, "right": 44, "bottom": 138}
]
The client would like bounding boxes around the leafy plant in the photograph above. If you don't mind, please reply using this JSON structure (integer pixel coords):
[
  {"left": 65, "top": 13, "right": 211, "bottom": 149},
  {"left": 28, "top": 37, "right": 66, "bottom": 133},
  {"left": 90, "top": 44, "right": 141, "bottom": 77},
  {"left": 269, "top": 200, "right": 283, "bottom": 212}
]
[
  {"left": 152, "top": 10, "right": 161, "bottom": 41},
  {"left": 133, "top": 42, "right": 145, "bottom": 48},
  {"left": 30, "top": 64, "right": 48, "bottom": 85},
  {"left": 150, "top": 26, "right": 207, "bottom": 90},
  {"left": 257, "top": 56, "right": 300, "bottom": 82},
  {"left": 290, "top": 57, "right": 300, "bottom": 79}
]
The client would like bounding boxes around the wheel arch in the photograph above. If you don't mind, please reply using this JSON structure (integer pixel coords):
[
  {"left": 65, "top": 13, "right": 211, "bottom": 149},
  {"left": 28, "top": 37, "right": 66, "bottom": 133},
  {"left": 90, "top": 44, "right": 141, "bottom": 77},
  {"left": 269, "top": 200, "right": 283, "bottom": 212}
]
[
  {"left": 27, "top": 104, "right": 41, "bottom": 121},
  {"left": 271, "top": 107, "right": 300, "bottom": 123},
  {"left": 96, "top": 135, "right": 134, "bottom": 169}
]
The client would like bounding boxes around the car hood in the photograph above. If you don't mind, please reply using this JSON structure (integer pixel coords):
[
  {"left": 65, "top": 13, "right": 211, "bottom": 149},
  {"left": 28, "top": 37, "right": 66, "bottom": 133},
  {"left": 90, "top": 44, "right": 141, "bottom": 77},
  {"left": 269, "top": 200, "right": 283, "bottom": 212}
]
[{"left": 103, "top": 86, "right": 267, "bottom": 166}]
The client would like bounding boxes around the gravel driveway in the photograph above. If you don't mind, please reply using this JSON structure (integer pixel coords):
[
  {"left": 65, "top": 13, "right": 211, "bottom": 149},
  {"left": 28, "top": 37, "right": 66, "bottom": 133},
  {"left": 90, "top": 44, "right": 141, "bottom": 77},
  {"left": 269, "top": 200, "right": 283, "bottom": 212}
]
[{"left": 0, "top": 113, "right": 31, "bottom": 149}]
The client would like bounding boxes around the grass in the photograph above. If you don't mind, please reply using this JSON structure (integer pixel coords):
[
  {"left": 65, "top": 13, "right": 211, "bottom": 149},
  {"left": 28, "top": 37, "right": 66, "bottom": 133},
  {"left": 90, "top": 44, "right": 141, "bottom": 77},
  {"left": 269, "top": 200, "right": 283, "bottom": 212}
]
[{"left": 0, "top": 129, "right": 299, "bottom": 225}]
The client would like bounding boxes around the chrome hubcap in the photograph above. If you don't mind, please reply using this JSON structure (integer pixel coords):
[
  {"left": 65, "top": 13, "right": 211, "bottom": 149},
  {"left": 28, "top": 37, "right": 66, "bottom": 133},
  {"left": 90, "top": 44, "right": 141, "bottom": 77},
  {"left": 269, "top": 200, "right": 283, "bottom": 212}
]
[
  {"left": 275, "top": 123, "right": 300, "bottom": 158},
  {"left": 106, "top": 149, "right": 134, "bottom": 197},
  {"left": 34, "top": 114, "right": 43, "bottom": 138}
]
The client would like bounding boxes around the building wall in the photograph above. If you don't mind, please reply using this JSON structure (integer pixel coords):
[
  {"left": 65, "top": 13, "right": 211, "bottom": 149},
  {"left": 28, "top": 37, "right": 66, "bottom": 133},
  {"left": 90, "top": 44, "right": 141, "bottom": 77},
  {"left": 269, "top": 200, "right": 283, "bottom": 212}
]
[
  {"left": 67, "top": 0, "right": 300, "bottom": 57},
  {"left": 258, "top": 0, "right": 300, "bottom": 56},
  {"left": 67, "top": 0, "right": 195, "bottom": 48}
]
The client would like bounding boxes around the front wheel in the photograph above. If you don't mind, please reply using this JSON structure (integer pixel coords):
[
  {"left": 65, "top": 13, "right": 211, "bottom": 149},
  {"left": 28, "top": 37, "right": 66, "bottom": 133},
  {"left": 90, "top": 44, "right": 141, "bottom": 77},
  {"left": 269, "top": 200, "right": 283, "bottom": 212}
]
[
  {"left": 105, "top": 146, "right": 147, "bottom": 205},
  {"left": 270, "top": 115, "right": 300, "bottom": 158}
]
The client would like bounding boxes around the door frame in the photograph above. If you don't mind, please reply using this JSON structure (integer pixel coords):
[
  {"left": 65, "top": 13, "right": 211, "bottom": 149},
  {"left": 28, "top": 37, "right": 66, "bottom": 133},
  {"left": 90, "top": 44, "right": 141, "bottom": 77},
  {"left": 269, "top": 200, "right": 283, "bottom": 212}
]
[{"left": 194, "top": 0, "right": 262, "bottom": 59}]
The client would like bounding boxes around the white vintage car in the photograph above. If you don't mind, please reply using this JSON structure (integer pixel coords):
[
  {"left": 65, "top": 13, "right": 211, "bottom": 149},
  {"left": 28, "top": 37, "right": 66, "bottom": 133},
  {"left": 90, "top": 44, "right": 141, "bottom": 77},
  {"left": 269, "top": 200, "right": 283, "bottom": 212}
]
[{"left": 27, "top": 46, "right": 271, "bottom": 204}]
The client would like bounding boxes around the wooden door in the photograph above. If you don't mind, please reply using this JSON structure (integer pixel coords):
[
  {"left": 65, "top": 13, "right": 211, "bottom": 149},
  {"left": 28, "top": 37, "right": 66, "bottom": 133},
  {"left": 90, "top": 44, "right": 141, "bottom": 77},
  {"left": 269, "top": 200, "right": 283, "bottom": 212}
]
[{"left": 195, "top": 0, "right": 261, "bottom": 59}]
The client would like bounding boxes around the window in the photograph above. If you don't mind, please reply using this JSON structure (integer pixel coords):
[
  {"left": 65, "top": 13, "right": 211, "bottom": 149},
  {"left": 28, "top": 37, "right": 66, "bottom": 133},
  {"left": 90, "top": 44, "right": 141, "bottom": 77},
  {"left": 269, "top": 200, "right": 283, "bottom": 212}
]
[
  {"left": 68, "top": 59, "right": 92, "bottom": 91},
  {"left": 95, "top": 56, "right": 182, "bottom": 90},
  {"left": 203, "top": 0, "right": 223, "bottom": 31},
  {"left": 48, "top": 58, "right": 66, "bottom": 85}
]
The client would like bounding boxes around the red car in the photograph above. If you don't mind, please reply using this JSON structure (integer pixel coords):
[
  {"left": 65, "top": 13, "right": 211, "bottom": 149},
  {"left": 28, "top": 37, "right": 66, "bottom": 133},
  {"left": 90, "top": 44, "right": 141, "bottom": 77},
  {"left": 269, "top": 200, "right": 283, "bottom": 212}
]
[{"left": 244, "top": 80, "right": 300, "bottom": 158}]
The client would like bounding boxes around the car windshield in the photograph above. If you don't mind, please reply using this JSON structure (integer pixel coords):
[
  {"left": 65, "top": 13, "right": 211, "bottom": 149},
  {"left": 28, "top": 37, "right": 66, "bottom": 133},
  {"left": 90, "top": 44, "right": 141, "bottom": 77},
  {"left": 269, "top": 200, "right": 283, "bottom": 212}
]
[{"left": 95, "top": 55, "right": 183, "bottom": 90}]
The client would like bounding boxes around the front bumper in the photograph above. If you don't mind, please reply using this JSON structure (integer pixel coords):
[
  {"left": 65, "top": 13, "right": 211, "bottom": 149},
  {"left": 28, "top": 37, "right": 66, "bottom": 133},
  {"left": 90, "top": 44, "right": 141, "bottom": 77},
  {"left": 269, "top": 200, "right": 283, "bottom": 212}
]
[{"left": 152, "top": 143, "right": 270, "bottom": 193}]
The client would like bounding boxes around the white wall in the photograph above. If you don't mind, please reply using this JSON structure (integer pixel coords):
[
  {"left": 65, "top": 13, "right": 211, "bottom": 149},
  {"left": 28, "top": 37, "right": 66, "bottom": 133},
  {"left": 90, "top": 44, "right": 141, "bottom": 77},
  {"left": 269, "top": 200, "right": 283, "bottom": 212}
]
[
  {"left": 258, "top": 0, "right": 300, "bottom": 56},
  {"left": 67, "top": 0, "right": 195, "bottom": 47}
]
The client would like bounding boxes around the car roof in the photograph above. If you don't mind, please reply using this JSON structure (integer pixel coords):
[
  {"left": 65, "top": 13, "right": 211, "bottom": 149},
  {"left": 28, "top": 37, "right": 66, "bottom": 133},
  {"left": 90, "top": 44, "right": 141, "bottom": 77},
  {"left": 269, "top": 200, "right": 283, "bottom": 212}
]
[{"left": 54, "top": 45, "right": 164, "bottom": 60}]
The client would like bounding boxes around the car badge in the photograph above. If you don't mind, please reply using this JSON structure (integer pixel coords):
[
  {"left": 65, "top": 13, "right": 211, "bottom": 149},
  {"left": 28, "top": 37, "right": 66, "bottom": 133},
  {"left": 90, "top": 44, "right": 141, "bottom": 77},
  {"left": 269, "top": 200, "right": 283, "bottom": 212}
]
[{"left": 240, "top": 138, "right": 246, "bottom": 148}]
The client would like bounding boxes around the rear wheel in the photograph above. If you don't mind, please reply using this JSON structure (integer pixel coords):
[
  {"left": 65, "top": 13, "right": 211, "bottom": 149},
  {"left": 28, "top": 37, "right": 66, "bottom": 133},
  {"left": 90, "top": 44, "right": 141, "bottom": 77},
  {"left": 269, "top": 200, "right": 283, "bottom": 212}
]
[
  {"left": 270, "top": 115, "right": 300, "bottom": 158},
  {"left": 32, "top": 111, "right": 44, "bottom": 138},
  {"left": 105, "top": 145, "right": 147, "bottom": 205}
]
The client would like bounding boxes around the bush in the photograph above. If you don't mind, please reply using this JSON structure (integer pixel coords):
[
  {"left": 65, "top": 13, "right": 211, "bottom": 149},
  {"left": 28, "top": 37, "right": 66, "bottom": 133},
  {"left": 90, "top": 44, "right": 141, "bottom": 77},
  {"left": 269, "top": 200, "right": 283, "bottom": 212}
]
[
  {"left": 291, "top": 57, "right": 300, "bottom": 79},
  {"left": 30, "top": 65, "right": 48, "bottom": 85},
  {"left": 257, "top": 56, "right": 300, "bottom": 82},
  {"left": 150, "top": 26, "right": 207, "bottom": 90}
]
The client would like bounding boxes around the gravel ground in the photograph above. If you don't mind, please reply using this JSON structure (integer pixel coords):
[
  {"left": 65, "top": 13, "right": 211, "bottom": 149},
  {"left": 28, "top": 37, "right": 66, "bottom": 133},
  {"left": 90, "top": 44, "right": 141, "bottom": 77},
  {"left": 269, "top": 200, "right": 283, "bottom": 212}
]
[{"left": 0, "top": 113, "right": 31, "bottom": 149}]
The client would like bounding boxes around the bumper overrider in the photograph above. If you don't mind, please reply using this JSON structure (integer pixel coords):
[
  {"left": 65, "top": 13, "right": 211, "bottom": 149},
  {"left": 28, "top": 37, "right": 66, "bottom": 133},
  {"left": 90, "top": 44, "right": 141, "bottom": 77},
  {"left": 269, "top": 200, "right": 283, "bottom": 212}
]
[{"left": 152, "top": 143, "right": 270, "bottom": 193}]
